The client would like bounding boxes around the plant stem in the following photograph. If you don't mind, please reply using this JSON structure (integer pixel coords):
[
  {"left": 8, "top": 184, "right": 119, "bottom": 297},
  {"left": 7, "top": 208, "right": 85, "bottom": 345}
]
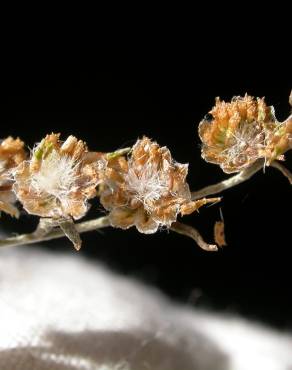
[
  {"left": 271, "top": 161, "right": 292, "bottom": 184},
  {"left": 191, "top": 160, "right": 264, "bottom": 200},
  {"left": 171, "top": 221, "right": 218, "bottom": 252},
  {"left": 0, "top": 216, "right": 218, "bottom": 252},
  {"left": 0, "top": 217, "right": 110, "bottom": 249},
  {"left": 0, "top": 157, "right": 290, "bottom": 250}
]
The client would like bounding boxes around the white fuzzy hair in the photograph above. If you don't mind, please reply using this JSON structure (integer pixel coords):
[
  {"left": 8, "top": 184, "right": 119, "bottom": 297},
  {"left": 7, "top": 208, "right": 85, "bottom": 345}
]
[
  {"left": 125, "top": 165, "right": 169, "bottom": 209},
  {"left": 30, "top": 150, "right": 80, "bottom": 200},
  {"left": 221, "top": 122, "right": 266, "bottom": 166}
]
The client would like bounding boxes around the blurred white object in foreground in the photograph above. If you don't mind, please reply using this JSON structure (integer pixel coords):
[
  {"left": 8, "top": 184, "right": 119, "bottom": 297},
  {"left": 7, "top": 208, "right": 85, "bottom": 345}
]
[{"left": 0, "top": 247, "right": 291, "bottom": 370}]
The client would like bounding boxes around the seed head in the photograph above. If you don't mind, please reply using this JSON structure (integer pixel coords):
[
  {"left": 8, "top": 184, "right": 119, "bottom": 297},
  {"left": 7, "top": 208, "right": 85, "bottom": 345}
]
[
  {"left": 98, "top": 137, "right": 215, "bottom": 234},
  {"left": 13, "top": 134, "right": 100, "bottom": 219},
  {"left": 198, "top": 94, "right": 279, "bottom": 173}
]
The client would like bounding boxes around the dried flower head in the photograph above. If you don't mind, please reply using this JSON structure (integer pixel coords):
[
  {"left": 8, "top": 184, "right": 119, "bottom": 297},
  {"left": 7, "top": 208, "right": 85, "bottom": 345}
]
[
  {"left": 198, "top": 94, "right": 279, "bottom": 173},
  {"left": 0, "top": 137, "right": 26, "bottom": 217},
  {"left": 98, "top": 137, "right": 218, "bottom": 234},
  {"left": 13, "top": 133, "right": 100, "bottom": 219},
  {"left": 265, "top": 114, "right": 292, "bottom": 163}
]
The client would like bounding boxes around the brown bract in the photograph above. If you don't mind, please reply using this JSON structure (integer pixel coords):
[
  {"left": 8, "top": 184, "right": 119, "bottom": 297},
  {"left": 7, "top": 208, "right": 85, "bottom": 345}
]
[
  {"left": 266, "top": 114, "right": 292, "bottom": 162},
  {"left": 214, "top": 221, "right": 226, "bottom": 247},
  {"left": 0, "top": 137, "right": 26, "bottom": 217},
  {"left": 98, "top": 137, "right": 217, "bottom": 234},
  {"left": 13, "top": 134, "right": 101, "bottom": 220},
  {"left": 198, "top": 94, "right": 280, "bottom": 173}
]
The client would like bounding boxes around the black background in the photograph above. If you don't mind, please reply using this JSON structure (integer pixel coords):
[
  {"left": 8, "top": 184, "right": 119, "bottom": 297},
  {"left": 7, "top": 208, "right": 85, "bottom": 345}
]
[{"left": 0, "top": 47, "right": 291, "bottom": 330}]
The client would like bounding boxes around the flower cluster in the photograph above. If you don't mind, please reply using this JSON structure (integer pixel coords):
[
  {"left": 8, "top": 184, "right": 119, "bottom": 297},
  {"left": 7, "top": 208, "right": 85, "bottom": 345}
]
[
  {"left": 0, "top": 133, "right": 218, "bottom": 235},
  {"left": 0, "top": 92, "right": 290, "bottom": 250},
  {"left": 98, "top": 137, "right": 216, "bottom": 233},
  {"left": 198, "top": 94, "right": 288, "bottom": 173},
  {"left": 13, "top": 134, "right": 100, "bottom": 220}
]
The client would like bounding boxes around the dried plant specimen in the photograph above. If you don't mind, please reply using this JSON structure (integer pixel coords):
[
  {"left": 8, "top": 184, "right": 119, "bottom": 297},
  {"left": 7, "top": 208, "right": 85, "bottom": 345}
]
[
  {"left": 13, "top": 134, "right": 100, "bottom": 220},
  {"left": 0, "top": 137, "right": 26, "bottom": 217},
  {"left": 198, "top": 94, "right": 280, "bottom": 173},
  {"left": 98, "top": 137, "right": 219, "bottom": 234},
  {"left": 0, "top": 91, "right": 290, "bottom": 252}
]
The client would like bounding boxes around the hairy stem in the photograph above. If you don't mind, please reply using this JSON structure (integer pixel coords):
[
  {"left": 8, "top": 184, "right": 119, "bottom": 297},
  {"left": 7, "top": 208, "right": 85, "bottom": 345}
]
[
  {"left": 0, "top": 217, "right": 110, "bottom": 249},
  {"left": 0, "top": 217, "right": 216, "bottom": 251},
  {"left": 191, "top": 160, "right": 264, "bottom": 200}
]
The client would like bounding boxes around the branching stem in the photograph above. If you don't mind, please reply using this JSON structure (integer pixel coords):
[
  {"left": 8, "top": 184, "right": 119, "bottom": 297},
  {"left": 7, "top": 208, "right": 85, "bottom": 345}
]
[{"left": 0, "top": 157, "right": 290, "bottom": 251}]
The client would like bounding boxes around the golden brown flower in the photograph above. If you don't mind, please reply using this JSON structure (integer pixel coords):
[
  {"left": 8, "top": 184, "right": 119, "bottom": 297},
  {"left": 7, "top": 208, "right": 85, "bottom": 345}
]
[
  {"left": 265, "top": 114, "right": 292, "bottom": 163},
  {"left": 98, "top": 137, "right": 217, "bottom": 234},
  {"left": 13, "top": 133, "right": 100, "bottom": 220},
  {"left": 198, "top": 94, "right": 279, "bottom": 173},
  {"left": 0, "top": 137, "right": 26, "bottom": 217}
]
